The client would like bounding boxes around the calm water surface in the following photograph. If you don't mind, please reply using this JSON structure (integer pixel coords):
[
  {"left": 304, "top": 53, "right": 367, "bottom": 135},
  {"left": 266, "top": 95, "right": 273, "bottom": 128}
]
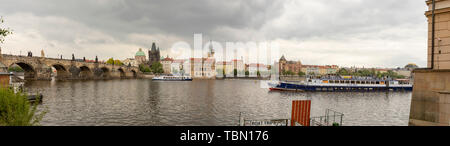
[{"left": 26, "top": 79, "right": 411, "bottom": 126}]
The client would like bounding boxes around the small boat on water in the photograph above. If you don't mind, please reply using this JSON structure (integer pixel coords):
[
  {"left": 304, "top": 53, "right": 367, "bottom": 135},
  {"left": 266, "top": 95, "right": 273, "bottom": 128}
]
[
  {"left": 152, "top": 76, "right": 193, "bottom": 81},
  {"left": 269, "top": 76, "right": 413, "bottom": 92},
  {"left": 9, "top": 72, "right": 44, "bottom": 102}
]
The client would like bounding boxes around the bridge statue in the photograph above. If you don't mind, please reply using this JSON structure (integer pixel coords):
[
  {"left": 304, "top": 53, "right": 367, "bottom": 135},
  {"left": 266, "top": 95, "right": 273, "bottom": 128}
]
[{"left": 41, "top": 49, "right": 45, "bottom": 57}]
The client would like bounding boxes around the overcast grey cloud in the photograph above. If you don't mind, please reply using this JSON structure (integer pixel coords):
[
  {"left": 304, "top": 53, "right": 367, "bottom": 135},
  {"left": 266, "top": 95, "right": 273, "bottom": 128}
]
[{"left": 0, "top": 0, "right": 428, "bottom": 67}]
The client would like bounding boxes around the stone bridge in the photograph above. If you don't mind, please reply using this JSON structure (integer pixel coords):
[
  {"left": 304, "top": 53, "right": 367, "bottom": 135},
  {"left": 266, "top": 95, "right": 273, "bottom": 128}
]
[{"left": 0, "top": 54, "right": 142, "bottom": 81}]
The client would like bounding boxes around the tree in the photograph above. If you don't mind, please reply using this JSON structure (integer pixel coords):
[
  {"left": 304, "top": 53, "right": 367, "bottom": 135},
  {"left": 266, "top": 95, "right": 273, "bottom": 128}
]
[
  {"left": 151, "top": 62, "right": 164, "bottom": 74},
  {"left": 106, "top": 58, "right": 114, "bottom": 65},
  {"left": 234, "top": 69, "right": 237, "bottom": 77},
  {"left": 337, "top": 68, "right": 350, "bottom": 75},
  {"left": 0, "top": 16, "right": 13, "bottom": 44},
  {"left": 139, "top": 64, "right": 151, "bottom": 73},
  {"left": 375, "top": 70, "right": 405, "bottom": 79},
  {"left": 257, "top": 71, "right": 261, "bottom": 77},
  {"left": 245, "top": 70, "right": 249, "bottom": 76},
  {"left": 298, "top": 71, "right": 306, "bottom": 76},
  {"left": 8, "top": 66, "right": 24, "bottom": 72},
  {"left": 354, "top": 69, "right": 375, "bottom": 77},
  {"left": 114, "top": 60, "right": 124, "bottom": 66},
  {"left": 283, "top": 70, "right": 296, "bottom": 76},
  {"left": 106, "top": 58, "right": 124, "bottom": 65},
  {"left": 0, "top": 88, "right": 46, "bottom": 126}
]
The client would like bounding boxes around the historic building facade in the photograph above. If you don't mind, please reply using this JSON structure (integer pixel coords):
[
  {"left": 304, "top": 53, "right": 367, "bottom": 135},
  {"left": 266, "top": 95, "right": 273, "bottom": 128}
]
[
  {"left": 122, "top": 58, "right": 137, "bottom": 67},
  {"left": 279, "top": 55, "right": 303, "bottom": 75},
  {"left": 279, "top": 55, "right": 338, "bottom": 76},
  {"left": 148, "top": 42, "right": 161, "bottom": 67},
  {"left": 161, "top": 55, "right": 174, "bottom": 74},
  {"left": 409, "top": 0, "right": 450, "bottom": 126},
  {"left": 427, "top": 0, "right": 450, "bottom": 69}
]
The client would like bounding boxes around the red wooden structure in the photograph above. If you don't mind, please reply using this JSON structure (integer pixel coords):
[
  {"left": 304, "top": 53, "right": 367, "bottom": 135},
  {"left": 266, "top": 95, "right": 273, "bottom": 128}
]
[{"left": 291, "top": 100, "right": 311, "bottom": 126}]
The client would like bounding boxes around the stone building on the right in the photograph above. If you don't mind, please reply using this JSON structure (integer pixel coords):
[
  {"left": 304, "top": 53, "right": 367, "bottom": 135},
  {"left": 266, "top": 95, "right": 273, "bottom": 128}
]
[{"left": 409, "top": 0, "right": 450, "bottom": 126}]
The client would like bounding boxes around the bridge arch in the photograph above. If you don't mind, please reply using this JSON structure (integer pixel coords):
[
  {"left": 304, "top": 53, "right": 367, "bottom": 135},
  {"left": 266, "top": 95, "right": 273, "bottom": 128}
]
[
  {"left": 131, "top": 69, "right": 137, "bottom": 78},
  {"left": 51, "top": 64, "right": 70, "bottom": 80},
  {"left": 79, "top": 66, "right": 93, "bottom": 79},
  {"left": 118, "top": 68, "right": 125, "bottom": 78},
  {"left": 100, "top": 67, "right": 110, "bottom": 78},
  {"left": 9, "top": 62, "right": 37, "bottom": 80}
]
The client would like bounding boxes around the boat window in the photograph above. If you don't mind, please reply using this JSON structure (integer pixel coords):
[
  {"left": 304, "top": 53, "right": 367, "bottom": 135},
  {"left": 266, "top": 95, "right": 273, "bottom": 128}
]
[{"left": 376, "top": 81, "right": 380, "bottom": 84}]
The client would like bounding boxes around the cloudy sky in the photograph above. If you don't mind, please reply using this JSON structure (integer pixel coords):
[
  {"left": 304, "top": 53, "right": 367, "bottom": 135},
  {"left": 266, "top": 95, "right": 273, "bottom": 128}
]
[{"left": 0, "top": 0, "right": 428, "bottom": 68}]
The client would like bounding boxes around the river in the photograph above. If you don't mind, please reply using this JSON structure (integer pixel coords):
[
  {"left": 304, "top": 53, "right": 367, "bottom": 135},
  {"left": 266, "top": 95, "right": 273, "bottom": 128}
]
[{"left": 26, "top": 79, "right": 411, "bottom": 126}]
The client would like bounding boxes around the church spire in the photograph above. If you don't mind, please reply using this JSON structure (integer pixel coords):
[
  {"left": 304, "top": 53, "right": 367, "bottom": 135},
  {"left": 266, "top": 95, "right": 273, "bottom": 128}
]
[{"left": 151, "top": 42, "right": 157, "bottom": 52}]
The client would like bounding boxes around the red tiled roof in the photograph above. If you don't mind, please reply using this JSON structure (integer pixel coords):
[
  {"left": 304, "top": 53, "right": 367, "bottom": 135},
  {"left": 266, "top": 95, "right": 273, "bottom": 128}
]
[
  {"left": 162, "top": 57, "right": 174, "bottom": 62},
  {"left": 249, "top": 63, "right": 266, "bottom": 68},
  {"left": 172, "top": 59, "right": 185, "bottom": 63},
  {"left": 216, "top": 61, "right": 232, "bottom": 65}
]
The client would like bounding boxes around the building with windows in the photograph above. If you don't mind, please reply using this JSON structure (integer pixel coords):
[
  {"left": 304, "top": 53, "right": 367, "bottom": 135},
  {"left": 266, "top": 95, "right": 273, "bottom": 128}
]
[
  {"left": 248, "top": 63, "right": 268, "bottom": 77},
  {"left": 232, "top": 59, "right": 245, "bottom": 77},
  {"left": 171, "top": 59, "right": 185, "bottom": 76},
  {"left": 189, "top": 41, "right": 216, "bottom": 79},
  {"left": 122, "top": 58, "right": 137, "bottom": 67},
  {"left": 161, "top": 55, "right": 174, "bottom": 74},
  {"left": 279, "top": 55, "right": 302, "bottom": 75},
  {"left": 215, "top": 61, "right": 233, "bottom": 77}
]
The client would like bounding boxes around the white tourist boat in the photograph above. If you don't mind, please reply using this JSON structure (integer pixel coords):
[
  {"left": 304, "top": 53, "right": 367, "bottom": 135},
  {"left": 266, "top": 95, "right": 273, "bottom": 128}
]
[
  {"left": 269, "top": 76, "right": 413, "bottom": 92},
  {"left": 152, "top": 75, "right": 193, "bottom": 81}
]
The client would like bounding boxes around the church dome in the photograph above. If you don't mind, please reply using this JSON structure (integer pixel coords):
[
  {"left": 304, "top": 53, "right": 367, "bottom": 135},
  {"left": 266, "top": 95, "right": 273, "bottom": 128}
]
[{"left": 135, "top": 48, "right": 146, "bottom": 56}]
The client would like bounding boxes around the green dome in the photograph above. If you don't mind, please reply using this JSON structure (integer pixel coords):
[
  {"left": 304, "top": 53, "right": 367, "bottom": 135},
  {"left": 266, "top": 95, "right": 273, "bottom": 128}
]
[{"left": 135, "top": 48, "right": 146, "bottom": 56}]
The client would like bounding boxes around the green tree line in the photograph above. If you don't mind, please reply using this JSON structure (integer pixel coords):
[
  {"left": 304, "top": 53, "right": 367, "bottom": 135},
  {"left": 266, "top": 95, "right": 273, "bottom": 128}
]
[
  {"left": 337, "top": 68, "right": 406, "bottom": 79},
  {"left": 139, "top": 62, "right": 164, "bottom": 74}
]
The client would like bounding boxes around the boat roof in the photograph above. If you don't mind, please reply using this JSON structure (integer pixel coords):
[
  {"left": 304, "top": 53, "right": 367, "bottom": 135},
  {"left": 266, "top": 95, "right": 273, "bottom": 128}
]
[{"left": 313, "top": 78, "right": 393, "bottom": 82}]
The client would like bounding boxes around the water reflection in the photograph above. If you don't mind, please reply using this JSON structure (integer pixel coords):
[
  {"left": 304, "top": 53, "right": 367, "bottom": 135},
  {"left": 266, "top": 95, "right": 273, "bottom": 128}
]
[{"left": 26, "top": 79, "right": 411, "bottom": 126}]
